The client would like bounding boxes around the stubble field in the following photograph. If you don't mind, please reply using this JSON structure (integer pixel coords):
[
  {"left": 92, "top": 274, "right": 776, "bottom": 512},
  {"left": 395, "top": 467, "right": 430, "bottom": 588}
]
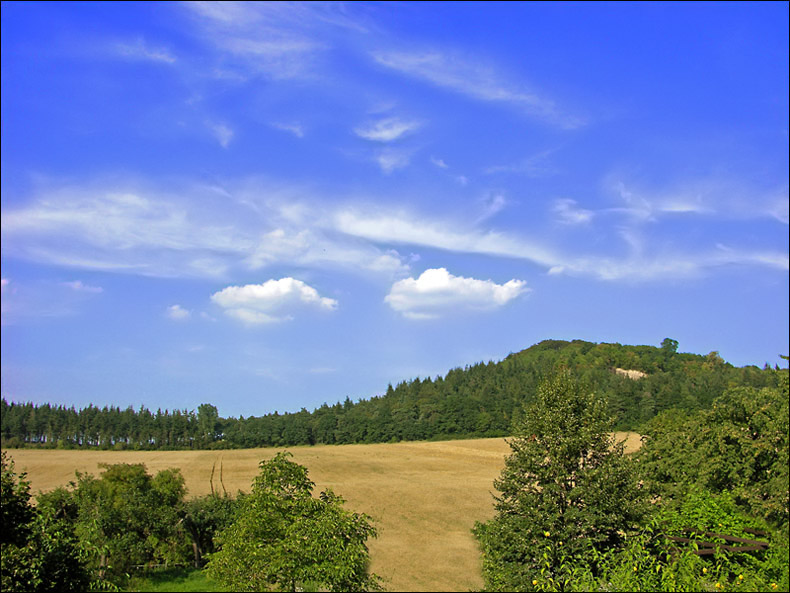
[{"left": 7, "top": 433, "right": 642, "bottom": 592}]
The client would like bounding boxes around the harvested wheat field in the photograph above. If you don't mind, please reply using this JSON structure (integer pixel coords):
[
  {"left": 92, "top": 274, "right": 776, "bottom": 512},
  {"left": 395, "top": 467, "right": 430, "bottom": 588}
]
[{"left": 7, "top": 432, "right": 641, "bottom": 592}]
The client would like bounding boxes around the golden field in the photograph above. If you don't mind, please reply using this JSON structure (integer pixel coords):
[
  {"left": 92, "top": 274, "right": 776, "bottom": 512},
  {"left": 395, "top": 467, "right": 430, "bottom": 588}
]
[{"left": 6, "top": 433, "right": 642, "bottom": 592}]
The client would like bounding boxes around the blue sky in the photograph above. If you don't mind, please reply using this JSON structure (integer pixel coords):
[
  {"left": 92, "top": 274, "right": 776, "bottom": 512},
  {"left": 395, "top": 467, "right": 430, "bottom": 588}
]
[{"left": 2, "top": 1, "right": 788, "bottom": 418}]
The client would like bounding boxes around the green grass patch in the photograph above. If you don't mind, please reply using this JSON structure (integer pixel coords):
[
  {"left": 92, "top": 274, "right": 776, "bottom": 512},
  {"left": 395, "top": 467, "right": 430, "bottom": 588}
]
[{"left": 127, "top": 567, "right": 223, "bottom": 592}]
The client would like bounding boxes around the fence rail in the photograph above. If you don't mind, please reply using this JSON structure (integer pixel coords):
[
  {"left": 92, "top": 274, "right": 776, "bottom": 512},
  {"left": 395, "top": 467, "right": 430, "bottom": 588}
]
[{"left": 664, "top": 527, "right": 769, "bottom": 556}]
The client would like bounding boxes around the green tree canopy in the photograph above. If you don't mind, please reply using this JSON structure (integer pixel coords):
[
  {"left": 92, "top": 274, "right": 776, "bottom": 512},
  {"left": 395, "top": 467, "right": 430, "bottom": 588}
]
[
  {"left": 638, "top": 367, "right": 789, "bottom": 526},
  {"left": 473, "top": 371, "right": 646, "bottom": 591},
  {"left": 206, "top": 451, "right": 382, "bottom": 592},
  {"left": 67, "top": 462, "right": 191, "bottom": 580},
  {"left": 1, "top": 452, "right": 89, "bottom": 592}
]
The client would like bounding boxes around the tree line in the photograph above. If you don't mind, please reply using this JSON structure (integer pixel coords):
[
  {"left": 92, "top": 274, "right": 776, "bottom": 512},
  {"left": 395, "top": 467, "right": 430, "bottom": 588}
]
[
  {"left": 2, "top": 339, "right": 782, "bottom": 450},
  {"left": 3, "top": 359, "right": 786, "bottom": 592}
]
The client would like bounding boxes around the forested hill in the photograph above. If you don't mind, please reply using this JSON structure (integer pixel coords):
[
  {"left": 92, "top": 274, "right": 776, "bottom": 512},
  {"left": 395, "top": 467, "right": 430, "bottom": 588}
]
[{"left": 1, "top": 339, "right": 784, "bottom": 450}]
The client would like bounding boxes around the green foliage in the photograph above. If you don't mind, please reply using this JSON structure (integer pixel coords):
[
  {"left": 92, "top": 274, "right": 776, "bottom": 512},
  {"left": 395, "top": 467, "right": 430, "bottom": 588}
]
[
  {"left": 1, "top": 452, "right": 90, "bottom": 592},
  {"left": 1, "top": 451, "right": 34, "bottom": 546},
  {"left": 473, "top": 371, "right": 646, "bottom": 591},
  {"left": 50, "top": 463, "right": 194, "bottom": 586},
  {"left": 638, "top": 371, "right": 789, "bottom": 526},
  {"left": 512, "top": 500, "right": 788, "bottom": 592},
  {"left": 206, "top": 451, "right": 382, "bottom": 592},
  {"left": 183, "top": 492, "right": 242, "bottom": 565},
  {"left": 479, "top": 363, "right": 789, "bottom": 592}
]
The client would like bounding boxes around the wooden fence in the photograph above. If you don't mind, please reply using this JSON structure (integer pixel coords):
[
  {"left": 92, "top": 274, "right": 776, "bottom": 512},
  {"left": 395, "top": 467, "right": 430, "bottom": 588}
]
[{"left": 665, "top": 527, "right": 769, "bottom": 556}]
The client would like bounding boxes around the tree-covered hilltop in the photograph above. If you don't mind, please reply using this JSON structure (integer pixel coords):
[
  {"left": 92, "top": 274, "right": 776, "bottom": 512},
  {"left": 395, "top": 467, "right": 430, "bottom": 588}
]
[{"left": 1, "top": 339, "right": 783, "bottom": 450}]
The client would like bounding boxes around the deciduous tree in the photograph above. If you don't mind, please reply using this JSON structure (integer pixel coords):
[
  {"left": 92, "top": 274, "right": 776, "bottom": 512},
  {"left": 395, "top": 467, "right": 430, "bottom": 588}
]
[
  {"left": 206, "top": 451, "right": 382, "bottom": 592},
  {"left": 473, "top": 371, "right": 645, "bottom": 591}
]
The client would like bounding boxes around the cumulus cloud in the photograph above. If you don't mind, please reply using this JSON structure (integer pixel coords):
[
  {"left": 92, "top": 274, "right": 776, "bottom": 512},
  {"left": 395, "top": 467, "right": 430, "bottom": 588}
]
[
  {"left": 167, "top": 304, "right": 191, "bottom": 321},
  {"left": 385, "top": 268, "right": 528, "bottom": 319},
  {"left": 354, "top": 117, "right": 421, "bottom": 142},
  {"left": 211, "top": 278, "right": 338, "bottom": 325}
]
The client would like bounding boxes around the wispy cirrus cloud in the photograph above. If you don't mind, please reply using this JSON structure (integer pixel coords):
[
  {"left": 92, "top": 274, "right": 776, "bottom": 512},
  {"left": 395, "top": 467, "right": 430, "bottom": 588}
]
[
  {"left": 372, "top": 49, "right": 585, "bottom": 129},
  {"left": 609, "top": 177, "right": 789, "bottom": 224},
  {"left": 332, "top": 206, "right": 788, "bottom": 281},
  {"left": 385, "top": 268, "right": 528, "bottom": 319},
  {"left": 485, "top": 148, "right": 561, "bottom": 178},
  {"left": 354, "top": 117, "right": 421, "bottom": 142},
  {"left": 114, "top": 37, "right": 177, "bottom": 64},
  {"left": 2, "top": 177, "right": 785, "bottom": 290},
  {"left": 0, "top": 180, "right": 410, "bottom": 280},
  {"left": 553, "top": 199, "right": 593, "bottom": 225},
  {"left": 62, "top": 280, "right": 103, "bottom": 294},
  {"left": 271, "top": 121, "right": 305, "bottom": 138},
  {"left": 375, "top": 148, "right": 413, "bottom": 173},
  {"left": 183, "top": 1, "right": 368, "bottom": 80},
  {"left": 333, "top": 207, "right": 561, "bottom": 268},
  {"left": 211, "top": 277, "right": 337, "bottom": 325},
  {"left": 208, "top": 121, "right": 234, "bottom": 148}
]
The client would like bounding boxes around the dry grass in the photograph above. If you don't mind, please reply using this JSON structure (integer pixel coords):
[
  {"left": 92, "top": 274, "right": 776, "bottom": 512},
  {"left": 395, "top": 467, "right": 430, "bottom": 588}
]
[{"left": 6, "top": 432, "right": 641, "bottom": 592}]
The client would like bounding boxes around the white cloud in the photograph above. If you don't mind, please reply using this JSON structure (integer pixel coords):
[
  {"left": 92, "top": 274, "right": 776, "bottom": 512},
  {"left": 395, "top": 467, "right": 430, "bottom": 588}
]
[
  {"left": 271, "top": 122, "right": 305, "bottom": 138},
  {"left": 245, "top": 228, "right": 409, "bottom": 276},
  {"left": 211, "top": 278, "right": 338, "bottom": 325},
  {"left": 3, "top": 178, "right": 785, "bottom": 288},
  {"left": 373, "top": 50, "right": 584, "bottom": 129},
  {"left": 385, "top": 268, "right": 528, "bottom": 319},
  {"left": 485, "top": 148, "right": 560, "bottom": 178},
  {"left": 333, "top": 207, "right": 789, "bottom": 281},
  {"left": 115, "top": 38, "right": 176, "bottom": 64},
  {"left": 0, "top": 188, "right": 245, "bottom": 279},
  {"left": 354, "top": 117, "right": 421, "bottom": 142},
  {"left": 478, "top": 192, "right": 507, "bottom": 222},
  {"left": 62, "top": 280, "right": 103, "bottom": 293},
  {"left": 333, "top": 208, "right": 561, "bottom": 268},
  {"left": 183, "top": 1, "right": 367, "bottom": 80},
  {"left": 553, "top": 199, "right": 593, "bottom": 225},
  {"left": 0, "top": 278, "right": 9, "bottom": 323},
  {"left": 167, "top": 304, "right": 191, "bottom": 321},
  {"left": 609, "top": 177, "right": 790, "bottom": 224},
  {"left": 0, "top": 181, "right": 412, "bottom": 281},
  {"left": 209, "top": 122, "right": 234, "bottom": 148},
  {"left": 375, "top": 148, "right": 412, "bottom": 173},
  {"left": 430, "top": 156, "right": 449, "bottom": 169}
]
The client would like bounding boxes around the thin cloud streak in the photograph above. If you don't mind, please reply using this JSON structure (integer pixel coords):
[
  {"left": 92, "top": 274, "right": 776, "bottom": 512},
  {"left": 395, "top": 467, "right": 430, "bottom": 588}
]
[
  {"left": 372, "top": 49, "right": 585, "bottom": 129},
  {"left": 2, "top": 179, "right": 786, "bottom": 287},
  {"left": 354, "top": 117, "right": 421, "bottom": 142}
]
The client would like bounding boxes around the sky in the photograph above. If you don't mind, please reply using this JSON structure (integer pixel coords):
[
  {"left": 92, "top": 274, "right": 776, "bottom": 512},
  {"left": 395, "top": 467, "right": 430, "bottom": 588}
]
[{"left": 1, "top": 1, "right": 788, "bottom": 419}]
